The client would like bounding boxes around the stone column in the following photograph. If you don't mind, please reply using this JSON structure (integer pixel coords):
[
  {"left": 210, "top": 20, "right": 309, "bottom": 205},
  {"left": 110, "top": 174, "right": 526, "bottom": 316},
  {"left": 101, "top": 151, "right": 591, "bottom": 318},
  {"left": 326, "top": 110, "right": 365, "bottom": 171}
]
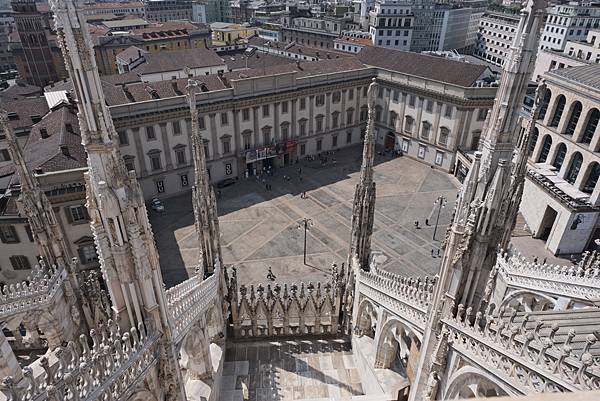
[
  {"left": 253, "top": 107, "right": 260, "bottom": 144},
  {"left": 399, "top": 93, "right": 407, "bottom": 133},
  {"left": 132, "top": 128, "right": 148, "bottom": 177},
  {"left": 160, "top": 123, "right": 173, "bottom": 169},
  {"left": 325, "top": 93, "right": 331, "bottom": 132},
  {"left": 209, "top": 113, "right": 219, "bottom": 157},
  {"left": 572, "top": 105, "right": 592, "bottom": 143},
  {"left": 415, "top": 97, "right": 424, "bottom": 139},
  {"left": 309, "top": 95, "right": 315, "bottom": 135},
  {"left": 274, "top": 102, "right": 280, "bottom": 142},
  {"left": 432, "top": 102, "right": 443, "bottom": 145},
  {"left": 340, "top": 89, "right": 347, "bottom": 128},
  {"left": 291, "top": 99, "right": 298, "bottom": 138}
]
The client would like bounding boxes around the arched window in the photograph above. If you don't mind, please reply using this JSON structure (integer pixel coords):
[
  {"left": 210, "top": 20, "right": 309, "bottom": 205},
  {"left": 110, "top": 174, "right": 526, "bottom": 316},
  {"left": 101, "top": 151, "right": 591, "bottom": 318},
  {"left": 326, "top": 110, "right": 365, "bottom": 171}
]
[
  {"left": 538, "top": 135, "right": 552, "bottom": 163},
  {"left": 566, "top": 152, "right": 583, "bottom": 184},
  {"left": 550, "top": 95, "right": 566, "bottom": 127},
  {"left": 538, "top": 89, "right": 552, "bottom": 121},
  {"left": 581, "top": 108, "right": 600, "bottom": 144},
  {"left": 583, "top": 162, "right": 600, "bottom": 193},
  {"left": 564, "top": 101, "right": 582, "bottom": 135},
  {"left": 439, "top": 127, "right": 449, "bottom": 146},
  {"left": 552, "top": 143, "right": 567, "bottom": 170},
  {"left": 529, "top": 127, "right": 539, "bottom": 154}
]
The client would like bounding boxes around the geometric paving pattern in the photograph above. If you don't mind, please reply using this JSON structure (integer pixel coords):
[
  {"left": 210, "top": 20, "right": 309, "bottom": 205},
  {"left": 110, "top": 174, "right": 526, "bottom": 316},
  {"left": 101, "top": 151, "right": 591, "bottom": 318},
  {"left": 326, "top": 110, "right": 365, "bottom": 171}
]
[
  {"left": 150, "top": 145, "right": 459, "bottom": 288},
  {"left": 220, "top": 339, "right": 363, "bottom": 401}
]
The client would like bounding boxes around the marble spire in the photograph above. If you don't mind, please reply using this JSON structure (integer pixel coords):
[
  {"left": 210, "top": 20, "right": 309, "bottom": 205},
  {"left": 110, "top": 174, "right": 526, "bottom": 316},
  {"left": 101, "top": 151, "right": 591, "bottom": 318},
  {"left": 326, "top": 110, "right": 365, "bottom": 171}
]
[
  {"left": 49, "top": 1, "right": 185, "bottom": 398},
  {"left": 409, "top": 1, "right": 548, "bottom": 399},
  {"left": 186, "top": 80, "right": 223, "bottom": 277},
  {"left": 348, "top": 78, "right": 378, "bottom": 272}
]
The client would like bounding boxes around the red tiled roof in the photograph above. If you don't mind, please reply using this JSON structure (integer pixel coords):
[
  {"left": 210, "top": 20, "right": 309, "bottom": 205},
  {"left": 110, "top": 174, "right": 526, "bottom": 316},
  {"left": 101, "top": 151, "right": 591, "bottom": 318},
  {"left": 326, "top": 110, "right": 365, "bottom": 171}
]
[{"left": 0, "top": 103, "right": 87, "bottom": 178}]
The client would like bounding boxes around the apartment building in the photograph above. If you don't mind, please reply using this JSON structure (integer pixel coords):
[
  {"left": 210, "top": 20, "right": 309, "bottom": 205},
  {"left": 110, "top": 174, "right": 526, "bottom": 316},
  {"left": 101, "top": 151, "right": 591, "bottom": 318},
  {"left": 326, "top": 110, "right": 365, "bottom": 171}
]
[
  {"left": 539, "top": 1, "right": 600, "bottom": 52},
  {"left": 473, "top": 11, "right": 519, "bottom": 67}
]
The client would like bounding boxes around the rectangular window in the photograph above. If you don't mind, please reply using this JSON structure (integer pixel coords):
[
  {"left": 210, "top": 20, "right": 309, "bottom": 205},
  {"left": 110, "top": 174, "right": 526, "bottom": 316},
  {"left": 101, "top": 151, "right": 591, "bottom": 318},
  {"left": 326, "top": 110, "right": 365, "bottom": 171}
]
[
  {"left": 402, "top": 138, "right": 409, "bottom": 152},
  {"left": 408, "top": 95, "right": 416, "bottom": 107},
  {"left": 332, "top": 113, "right": 339, "bottom": 128},
  {"left": 150, "top": 154, "right": 162, "bottom": 170},
  {"left": 332, "top": 135, "right": 338, "bottom": 147},
  {"left": 118, "top": 131, "right": 129, "bottom": 146},
  {"left": 281, "top": 101, "right": 288, "bottom": 114},
  {"left": 10, "top": 255, "right": 31, "bottom": 270},
  {"left": 332, "top": 92, "right": 341, "bottom": 103},
  {"left": 69, "top": 205, "right": 87, "bottom": 222},
  {"left": 316, "top": 118, "right": 323, "bottom": 133},
  {"left": 299, "top": 121, "right": 306, "bottom": 136},
  {"left": 418, "top": 144, "right": 426, "bottom": 159},
  {"left": 435, "top": 151, "right": 444, "bottom": 166},
  {"left": 0, "top": 149, "right": 10, "bottom": 162},
  {"left": 363, "top": 87, "right": 368, "bottom": 97},
  {"left": 393, "top": 90, "right": 399, "bottom": 102},
  {"left": 263, "top": 105, "right": 270, "bottom": 117},
  {"left": 124, "top": 157, "right": 135, "bottom": 172},
  {"left": 444, "top": 105, "right": 452, "bottom": 118},
  {"left": 242, "top": 108, "right": 250, "bottom": 121},
  {"left": 316, "top": 139, "right": 322, "bottom": 151},
  {"left": 477, "top": 109, "right": 488, "bottom": 121},
  {"left": 223, "top": 140, "right": 231, "bottom": 154},
  {"left": 300, "top": 143, "right": 306, "bottom": 155},
  {"left": 146, "top": 126, "right": 156, "bottom": 141},
  {"left": 156, "top": 180, "right": 165, "bottom": 193},
  {"left": 300, "top": 98, "right": 306, "bottom": 110},
  {"left": 0, "top": 225, "right": 19, "bottom": 243},
  {"left": 199, "top": 116, "right": 206, "bottom": 130},
  {"left": 316, "top": 95, "right": 325, "bottom": 106},
  {"left": 221, "top": 112, "right": 228, "bottom": 125},
  {"left": 176, "top": 149, "right": 186, "bottom": 165},
  {"left": 25, "top": 224, "right": 34, "bottom": 242},
  {"left": 346, "top": 131, "right": 352, "bottom": 143},
  {"left": 348, "top": 89, "right": 354, "bottom": 100},
  {"left": 172, "top": 120, "right": 181, "bottom": 135},
  {"left": 181, "top": 174, "right": 189, "bottom": 187},
  {"left": 426, "top": 100, "right": 433, "bottom": 112}
]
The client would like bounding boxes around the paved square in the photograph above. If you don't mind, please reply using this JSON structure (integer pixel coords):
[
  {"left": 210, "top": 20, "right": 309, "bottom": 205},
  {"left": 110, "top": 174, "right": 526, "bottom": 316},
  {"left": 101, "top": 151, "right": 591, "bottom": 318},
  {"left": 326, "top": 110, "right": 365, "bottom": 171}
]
[
  {"left": 220, "top": 339, "right": 363, "bottom": 401},
  {"left": 150, "top": 145, "right": 459, "bottom": 288}
]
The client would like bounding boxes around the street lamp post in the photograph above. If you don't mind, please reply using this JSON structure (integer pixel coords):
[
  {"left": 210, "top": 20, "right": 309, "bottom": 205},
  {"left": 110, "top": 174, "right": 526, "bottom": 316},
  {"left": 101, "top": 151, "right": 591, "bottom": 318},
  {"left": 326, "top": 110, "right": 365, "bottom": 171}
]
[
  {"left": 298, "top": 218, "right": 313, "bottom": 265},
  {"left": 432, "top": 196, "right": 447, "bottom": 241}
]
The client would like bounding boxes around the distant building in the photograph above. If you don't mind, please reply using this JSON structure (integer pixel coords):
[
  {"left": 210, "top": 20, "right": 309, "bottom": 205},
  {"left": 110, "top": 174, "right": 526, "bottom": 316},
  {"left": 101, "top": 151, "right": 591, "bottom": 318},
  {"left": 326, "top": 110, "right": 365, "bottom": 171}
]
[
  {"left": 256, "top": 25, "right": 282, "bottom": 42},
  {"left": 540, "top": 1, "right": 600, "bottom": 52},
  {"left": 282, "top": 15, "right": 354, "bottom": 50},
  {"left": 210, "top": 22, "right": 256, "bottom": 45},
  {"left": 191, "top": 1, "right": 206, "bottom": 23},
  {"left": 230, "top": 0, "right": 285, "bottom": 24},
  {"left": 92, "top": 20, "right": 212, "bottom": 75},
  {"left": 82, "top": 1, "right": 145, "bottom": 18},
  {"left": 9, "top": 0, "right": 67, "bottom": 87},
  {"left": 533, "top": 29, "right": 600, "bottom": 80},
  {"left": 334, "top": 31, "right": 372, "bottom": 53},
  {"left": 204, "top": 0, "right": 232, "bottom": 23},
  {"left": 144, "top": 0, "right": 193, "bottom": 23},
  {"left": 0, "top": 9, "right": 15, "bottom": 73},
  {"left": 473, "top": 11, "right": 520, "bottom": 67},
  {"left": 368, "top": 0, "right": 413, "bottom": 51}
]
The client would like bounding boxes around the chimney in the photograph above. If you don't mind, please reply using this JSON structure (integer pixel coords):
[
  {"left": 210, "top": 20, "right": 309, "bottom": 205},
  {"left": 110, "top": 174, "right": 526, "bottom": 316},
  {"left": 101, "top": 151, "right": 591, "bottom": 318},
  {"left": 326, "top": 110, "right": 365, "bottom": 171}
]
[
  {"left": 40, "top": 128, "right": 49, "bottom": 139},
  {"left": 60, "top": 145, "right": 70, "bottom": 157}
]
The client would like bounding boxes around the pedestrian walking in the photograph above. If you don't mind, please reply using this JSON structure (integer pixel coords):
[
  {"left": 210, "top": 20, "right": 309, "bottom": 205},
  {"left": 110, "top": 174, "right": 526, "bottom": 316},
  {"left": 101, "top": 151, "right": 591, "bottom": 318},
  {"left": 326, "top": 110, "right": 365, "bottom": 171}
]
[
  {"left": 425, "top": 218, "right": 429, "bottom": 226},
  {"left": 431, "top": 249, "right": 434, "bottom": 257},
  {"left": 414, "top": 220, "right": 420, "bottom": 229},
  {"left": 437, "top": 249, "right": 440, "bottom": 257},
  {"left": 533, "top": 257, "right": 539, "bottom": 264},
  {"left": 542, "top": 258, "right": 547, "bottom": 264}
]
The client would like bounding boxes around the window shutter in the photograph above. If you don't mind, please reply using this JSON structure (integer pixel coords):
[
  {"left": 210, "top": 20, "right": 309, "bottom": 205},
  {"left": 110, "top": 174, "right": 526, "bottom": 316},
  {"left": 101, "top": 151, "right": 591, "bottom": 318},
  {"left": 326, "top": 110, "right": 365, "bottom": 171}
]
[{"left": 64, "top": 207, "right": 73, "bottom": 223}]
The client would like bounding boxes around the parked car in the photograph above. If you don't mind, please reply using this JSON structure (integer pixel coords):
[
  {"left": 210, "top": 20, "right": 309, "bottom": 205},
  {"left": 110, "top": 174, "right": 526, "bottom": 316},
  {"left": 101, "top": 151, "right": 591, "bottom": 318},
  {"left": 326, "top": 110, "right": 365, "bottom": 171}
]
[
  {"left": 216, "top": 178, "right": 236, "bottom": 188},
  {"left": 150, "top": 197, "right": 165, "bottom": 212}
]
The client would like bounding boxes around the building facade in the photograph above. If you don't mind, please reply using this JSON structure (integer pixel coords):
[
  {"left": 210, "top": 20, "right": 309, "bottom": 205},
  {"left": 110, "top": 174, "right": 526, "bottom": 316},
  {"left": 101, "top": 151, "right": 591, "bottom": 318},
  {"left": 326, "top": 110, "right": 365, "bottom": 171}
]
[
  {"left": 282, "top": 15, "right": 353, "bottom": 49},
  {"left": 539, "top": 2, "right": 600, "bottom": 52},
  {"left": 0, "top": 9, "right": 14, "bottom": 73},
  {"left": 144, "top": 0, "right": 192, "bottom": 22},
  {"left": 533, "top": 28, "right": 600, "bottom": 80},
  {"left": 473, "top": 10, "right": 520, "bottom": 67},
  {"left": 368, "top": 0, "right": 414, "bottom": 51},
  {"left": 522, "top": 64, "right": 600, "bottom": 255}
]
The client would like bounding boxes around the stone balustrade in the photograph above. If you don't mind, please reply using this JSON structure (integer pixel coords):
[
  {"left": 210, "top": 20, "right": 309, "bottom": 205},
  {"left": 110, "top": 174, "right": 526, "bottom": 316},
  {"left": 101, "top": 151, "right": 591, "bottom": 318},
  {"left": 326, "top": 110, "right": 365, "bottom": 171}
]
[
  {"left": 497, "top": 251, "right": 600, "bottom": 301},
  {"left": 167, "top": 267, "right": 220, "bottom": 345},
  {"left": 443, "top": 304, "right": 600, "bottom": 394},
  {"left": 357, "top": 266, "right": 436, "bottom": 330},
  {"left": 0, "top": 261, "right": 66, "bottom": 319},
  {"left": 0, "top": 320, "right": 160, "bottom": 401}
]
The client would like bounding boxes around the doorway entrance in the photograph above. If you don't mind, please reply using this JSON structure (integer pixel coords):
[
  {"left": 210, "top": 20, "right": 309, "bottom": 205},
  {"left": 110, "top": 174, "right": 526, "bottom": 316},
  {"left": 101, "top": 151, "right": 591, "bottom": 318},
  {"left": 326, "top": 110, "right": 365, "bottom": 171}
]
[
  {"left": 385, "top": 132, "right": 395, "bottom": 150},
  {"left": 539, "top": 206, "right": 558, "bottom": 241}
]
